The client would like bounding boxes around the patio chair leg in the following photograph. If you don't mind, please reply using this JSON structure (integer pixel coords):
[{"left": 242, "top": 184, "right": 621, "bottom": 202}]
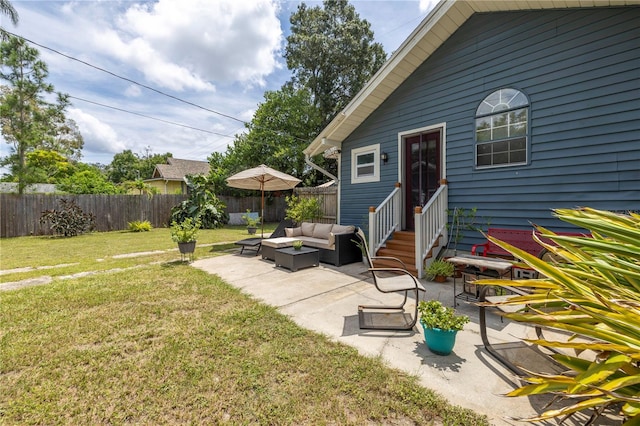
[{"left": 358, "top": 289, "right": 420, "bottom": 331}]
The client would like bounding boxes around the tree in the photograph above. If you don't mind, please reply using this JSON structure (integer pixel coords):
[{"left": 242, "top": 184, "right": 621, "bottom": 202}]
[
  {"left": 224, "top": 85, "right": 322, "bottom": 185},
  {"left": 106, "top": 149, "right": 171, "bottom": 183},
  {"left": 57, "top": 165, "right": 120, "bottom": 194},
  {"left": 25, "top": 149, "right": 75, "bottom": 183},
  {"left": 285, "top": 0, "right": 387, "bottom": 127},
  {"left": 42, "top": 118, "right": 84, "bottom": 161},
  {"left": 0, "top": 36, "right": 78, "bottom": 193},
  {"left": 0, "top": 0, "right": 18, "bottom": 41},
  {"left": 121, "top": 179, "right": 158, "bottom": 197},
  {"left": 139, "top": 152, "right": 172, "bottom": 180},
  {"left": 106, "top": 150, "right": 140, "bottom": 183}
]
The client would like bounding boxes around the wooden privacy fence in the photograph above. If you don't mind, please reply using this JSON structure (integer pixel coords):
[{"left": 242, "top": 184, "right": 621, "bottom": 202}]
[
  {"left": 0, "top": 193, "right": 293, "bottom": 238},
  {"left": 0, "top": 194, "right": 187, "bottom": 238},
  {"left": 294, "top": 186, "right": 337, "bottom": 224}
]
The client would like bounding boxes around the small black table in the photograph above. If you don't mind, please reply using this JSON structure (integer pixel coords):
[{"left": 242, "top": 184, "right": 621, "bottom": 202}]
[{"left": 274, "top": 247, "right": 319, "bottom": 272}]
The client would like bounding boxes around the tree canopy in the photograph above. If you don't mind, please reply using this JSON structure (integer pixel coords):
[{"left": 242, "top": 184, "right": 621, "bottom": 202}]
[
  {"left": 221, "top": 0, "right": 386, "bottom": 187},
  {"left": 286, "top": 0, "right": 386, "bottom": 127},
  {"left": 0, "top": 0, "right": 18, "bottom": 41},
  {"left": 106, "top": 149, "right": 172, "bottom": 183},
  {"left": 0, "top": 36, "right": 81, "bottom": 193},
  {"left": 222, "top": 85, "right": 322, "bottom": 184}
]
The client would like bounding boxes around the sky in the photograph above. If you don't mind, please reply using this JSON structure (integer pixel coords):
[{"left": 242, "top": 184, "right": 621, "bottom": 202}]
[{"left": 2, "top": 0, "right": 438, "bottom": 167}]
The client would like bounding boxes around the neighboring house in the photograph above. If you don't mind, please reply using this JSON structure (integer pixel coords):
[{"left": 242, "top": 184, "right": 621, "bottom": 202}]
[
  {"left": 304, "top": 1, "right": 639, "bottom": 277},
  {"left": 145, "top": 158, "right": 210, "bottom": 194}
]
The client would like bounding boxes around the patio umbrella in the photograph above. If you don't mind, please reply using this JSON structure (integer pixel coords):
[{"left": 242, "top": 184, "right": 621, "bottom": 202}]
[{"left": 226, "top": 164, "right": 301, "bottom": 237}]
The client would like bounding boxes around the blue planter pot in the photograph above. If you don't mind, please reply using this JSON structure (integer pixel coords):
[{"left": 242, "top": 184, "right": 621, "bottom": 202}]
[{"left": 422, "top": 323, "right": 458, "bottom": 355}]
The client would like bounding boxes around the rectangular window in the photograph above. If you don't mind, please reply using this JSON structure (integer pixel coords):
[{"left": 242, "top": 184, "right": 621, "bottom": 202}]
[
  {"left": 475, "top": 108, "right": 528, "bottom": 168},
  {"left": 476, "top": 137, "right": 526, "bottom": 167},
  {"left": 351, "top": 144, "right": 380, "bottom": 184}
]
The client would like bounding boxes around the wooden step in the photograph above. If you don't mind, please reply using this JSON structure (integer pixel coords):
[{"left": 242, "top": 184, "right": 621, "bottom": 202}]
[
  {"left": 372, "top": 231, "right": 443, "bottom": 277},
  {"left": 385, "top": 238, "right": 414, "bottom": 251},
  {"left": 377, "top": 247, "right": 415, "bottom": 262},
  {"left": 391, "top": 231, "right": 415, "bottom": 241},
  {"left": 372, "top": 258, "right": 418, "bottom": 276}
]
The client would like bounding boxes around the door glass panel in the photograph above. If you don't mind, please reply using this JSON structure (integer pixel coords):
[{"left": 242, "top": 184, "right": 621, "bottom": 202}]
[{"left": 405, "top": 131, "right": 440, "bottom": 230}]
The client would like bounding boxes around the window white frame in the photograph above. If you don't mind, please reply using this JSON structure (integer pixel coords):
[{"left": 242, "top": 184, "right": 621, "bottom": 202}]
[
  {"left": 475, "top": 88, "right": 529, "bottom": 169},
  {"left": 351, "top": 144, "right": 380, "bottom": 184}
]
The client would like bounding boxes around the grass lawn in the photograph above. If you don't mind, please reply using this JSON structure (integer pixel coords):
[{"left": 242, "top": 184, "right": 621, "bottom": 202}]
[{"left": 1, "top": 227, "right": 488, "bottom": 425}]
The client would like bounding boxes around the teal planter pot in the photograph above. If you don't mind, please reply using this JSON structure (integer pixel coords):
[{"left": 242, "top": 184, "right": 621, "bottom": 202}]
[{"left": 422, "top": 324, "right": 458, "bottom": 355}]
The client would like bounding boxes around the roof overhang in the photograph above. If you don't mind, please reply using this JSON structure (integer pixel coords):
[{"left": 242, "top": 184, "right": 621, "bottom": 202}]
[{"left": 304, "top": 0, "right": 634, "bottom": 157}]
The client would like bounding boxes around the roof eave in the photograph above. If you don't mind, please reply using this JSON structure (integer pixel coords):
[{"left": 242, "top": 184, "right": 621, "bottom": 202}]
[{"left": 304, "top": 0, "right": 631, "bottom": 156}]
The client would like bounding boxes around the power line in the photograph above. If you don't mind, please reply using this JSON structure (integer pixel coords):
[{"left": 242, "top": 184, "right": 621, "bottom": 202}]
[
  {"left": 6, "top": 30, "right": 247, "bottom": 125},
  {"left": 69, "top": 95, "right": 235, "bottom": 138},
  {"left": 6, "top": 31, "right": 314, "bottom": 147}
]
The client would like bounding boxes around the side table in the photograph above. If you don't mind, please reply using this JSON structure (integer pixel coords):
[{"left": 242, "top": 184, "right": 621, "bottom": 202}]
[
  {"left": 447, "top": 255, "right": 513, "bottom": 306},
  {"left": 274, "top": 247, "right": 320, "bottom": 272}
]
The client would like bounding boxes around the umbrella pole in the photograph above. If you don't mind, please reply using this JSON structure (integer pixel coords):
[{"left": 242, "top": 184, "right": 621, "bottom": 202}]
[{"left": 261, "top": 185, "right": 265, "bottom": 238}]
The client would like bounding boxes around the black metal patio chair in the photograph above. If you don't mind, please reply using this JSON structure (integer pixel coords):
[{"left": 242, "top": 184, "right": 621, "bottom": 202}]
[{"left": 355, "top": 228, "right": 426, "bottom": 330}]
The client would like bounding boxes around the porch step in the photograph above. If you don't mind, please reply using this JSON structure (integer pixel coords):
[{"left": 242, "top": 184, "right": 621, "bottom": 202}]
[
  {"left": 373, "top": 232, "right": 443, "bottom": 277},
  {"left": 375, "top": 231, "right": 417, "bottom": 275}
]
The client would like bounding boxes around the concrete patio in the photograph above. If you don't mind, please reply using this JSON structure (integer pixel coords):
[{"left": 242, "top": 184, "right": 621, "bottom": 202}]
[{"left": 192, "top": 251, "right": 620, "bottom": 425}]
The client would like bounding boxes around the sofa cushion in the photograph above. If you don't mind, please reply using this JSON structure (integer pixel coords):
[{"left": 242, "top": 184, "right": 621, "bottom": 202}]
[
  {"left": 331, "top": 224, "right": 355, "bottom": 235},
  {"left": 312, "top": 223, "right": 334, "bottom": 239},
  {"left": 300, "top": 222, "right": 315, "bottom": 236},
  {"left": 284, "top": 227, "right": 302, "bottom": 237},
  {"left": 262, "top": 237, "right": 301, "bottom": 248},
  {"left": 298, "top": 236, "right": 331, "bottom": 250}
]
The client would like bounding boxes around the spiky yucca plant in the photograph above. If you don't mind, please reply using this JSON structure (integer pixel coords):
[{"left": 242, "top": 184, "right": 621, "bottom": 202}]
[{"left": 478, "top": 207, "right": 640, "bottom": 425}]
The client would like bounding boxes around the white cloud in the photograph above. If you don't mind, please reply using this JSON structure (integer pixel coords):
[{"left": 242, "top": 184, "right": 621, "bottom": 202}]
[
  {"left": 68, "top": 108, "right": 127, "bottom": 155},
  {"left": 112, "top": 0, "right": 283, "bottom": 88},
  {"left": 10, "top": 1, "right": 422, "bottom": 166},
  {"left": 419, "top": 0, "right": 438, "bottom": 14},
  {"left": 124, "top": 85, "right": 142, "bottom": 98}
]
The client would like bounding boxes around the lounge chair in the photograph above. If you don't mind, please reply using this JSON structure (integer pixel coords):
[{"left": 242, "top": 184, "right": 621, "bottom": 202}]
[
  {"left": 234, "top": 219, "right": 293, "bottom": 255},
  {"left": 355, "top": 228, "right": 426, "bottom": 330}
]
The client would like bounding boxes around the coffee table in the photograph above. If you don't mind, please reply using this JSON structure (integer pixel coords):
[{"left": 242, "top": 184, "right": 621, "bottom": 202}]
[{"left": 274, "top": 247, "right": 319, "bottom": 272}]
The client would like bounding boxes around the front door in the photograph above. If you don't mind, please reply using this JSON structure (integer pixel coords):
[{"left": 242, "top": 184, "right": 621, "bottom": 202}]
[{"left": 404, "top": 130, "right": 441, "bottom": 230}]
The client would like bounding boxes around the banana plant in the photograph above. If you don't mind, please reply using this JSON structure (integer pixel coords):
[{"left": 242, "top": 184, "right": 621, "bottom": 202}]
[{"left": 477, "top": 207, "right": 640, "bottom": 425}]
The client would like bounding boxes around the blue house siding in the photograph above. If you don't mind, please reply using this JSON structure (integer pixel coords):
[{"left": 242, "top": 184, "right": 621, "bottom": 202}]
[{"left": 339, "top": 7, "right": 639, "bottom": 249}]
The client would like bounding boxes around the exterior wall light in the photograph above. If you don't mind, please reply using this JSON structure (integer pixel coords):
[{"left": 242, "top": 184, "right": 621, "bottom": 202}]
[{"left": 380, "top": 152, "right": 389, "bottom": 164}]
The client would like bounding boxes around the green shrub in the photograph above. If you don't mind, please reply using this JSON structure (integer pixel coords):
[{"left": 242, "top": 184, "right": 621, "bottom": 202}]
[
  {"left": 478, "top": 207, "right": 640, "bottom": 424},
  {"left": 285, "top": 195, "right": 322, "bottom": 225},
  {"left": 128, "top": 220, "right": 152, "bottom": 232},
  {"left": 170, "top": 217, "right": 201, "bottom": 243},
  {"left": 170, "top": 175, "right": 227, "bottom": 229},
  {"left": 39, "top": 199, "right": 95, "bottom": 237},
  {"left": 425, "top": 259, "right": 454, "bottom": 279},
  {"left": 418, "top": 300, "right": 469, "bottom": 331}
]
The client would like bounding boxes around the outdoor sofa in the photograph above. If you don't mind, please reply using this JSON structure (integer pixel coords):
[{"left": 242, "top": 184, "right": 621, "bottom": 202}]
[{"left": 284, "top": 222, "right": 362, "bottom": 267}]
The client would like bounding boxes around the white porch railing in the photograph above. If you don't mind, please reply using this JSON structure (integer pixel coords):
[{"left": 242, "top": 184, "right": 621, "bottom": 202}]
[
  {"left": 368, "top": 183, "right": 402, "bottom": 254},
  {"left": 414, "top": 184, "right": 448, "bottom": 278},
  {"left": 368, "top": 182, "right": 449, "bottom": 278}
]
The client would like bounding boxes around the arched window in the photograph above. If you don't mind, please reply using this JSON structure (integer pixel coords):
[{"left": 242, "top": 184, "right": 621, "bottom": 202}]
[{"left": 475, "top": 88, "right": 529, "bottom": 168}]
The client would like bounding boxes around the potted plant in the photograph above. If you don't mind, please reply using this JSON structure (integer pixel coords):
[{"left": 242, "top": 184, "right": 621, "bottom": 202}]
[
  {"left": 170, "top": 217, "right": 201, "bottom": 257},
  {"left": 418, "top": 300, "right": 469, "bottom": 355},
  {"left": 241, "top": 209, "right": 261, "bottom": 235},
  {"left": 292, "top": 240, "right": 303, "bottom": 251},
  {"left": 445, "top": 207, "right": 491, "bottom": 256},
  {"left": 425, "top": 259, "right": 454, "bottom": 282}
]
